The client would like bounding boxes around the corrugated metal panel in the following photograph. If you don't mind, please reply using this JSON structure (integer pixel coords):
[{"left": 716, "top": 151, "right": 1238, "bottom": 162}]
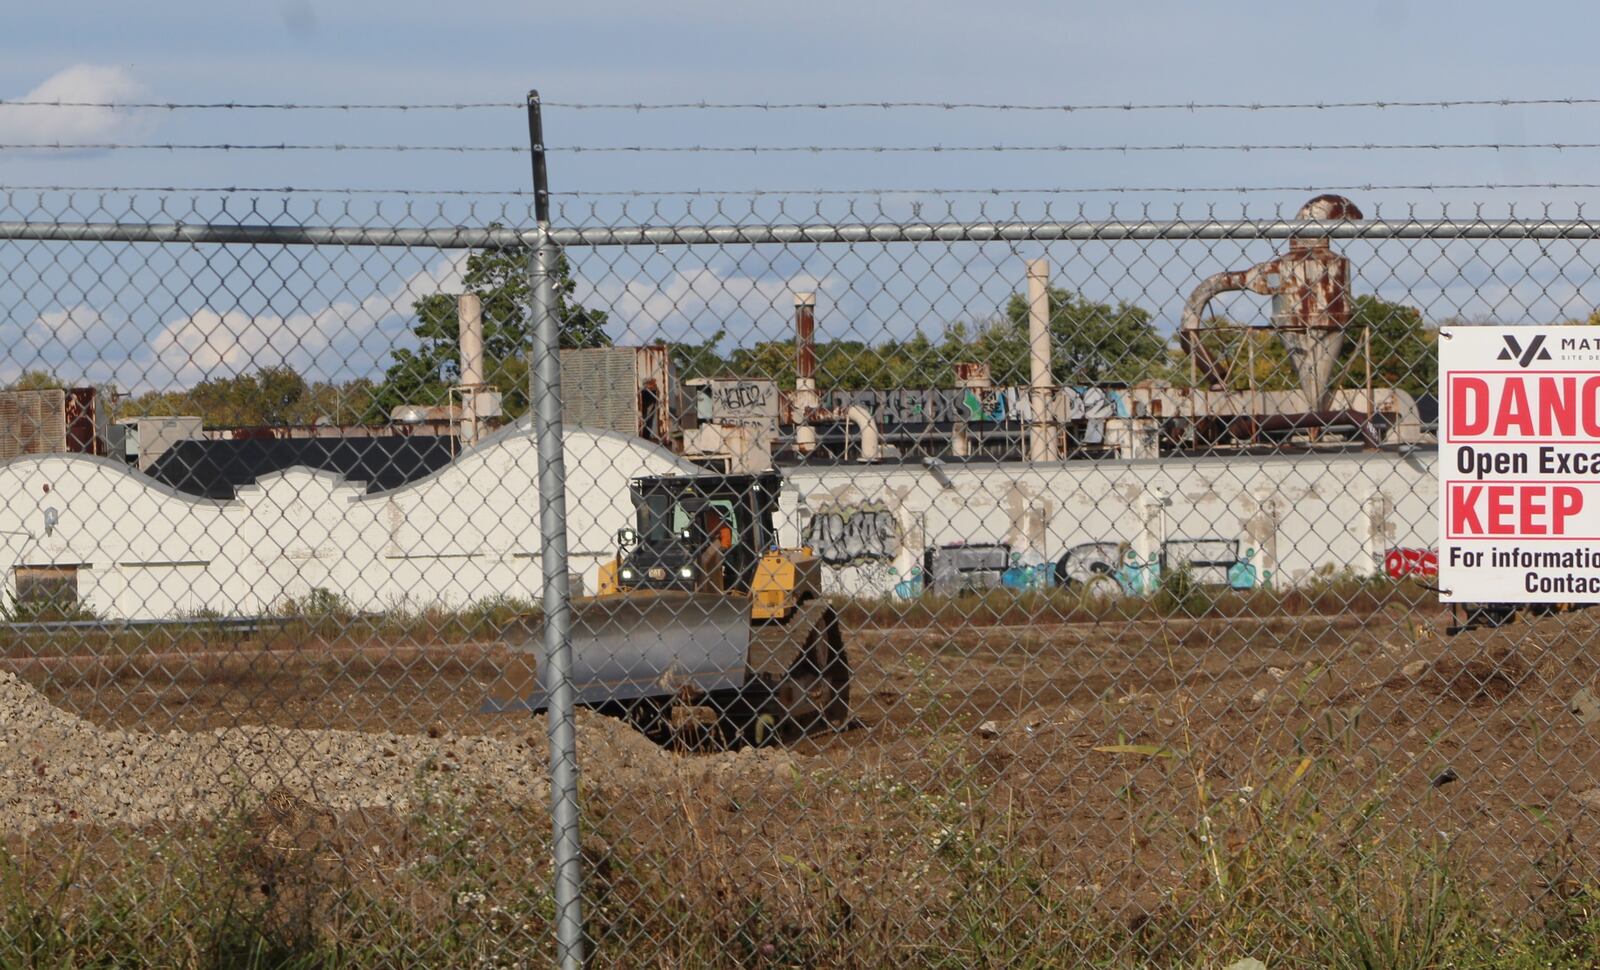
[
  {"left": 0, "top": 389, "right": 67, "bottom": 459},
  {"left": 561, "top": 348, "right": 638, "bottom": 435}
]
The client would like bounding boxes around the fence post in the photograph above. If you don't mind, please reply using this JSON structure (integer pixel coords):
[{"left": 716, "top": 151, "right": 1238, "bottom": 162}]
[{"left": 527, "top": 88, "right": 585, "bottom": 970}]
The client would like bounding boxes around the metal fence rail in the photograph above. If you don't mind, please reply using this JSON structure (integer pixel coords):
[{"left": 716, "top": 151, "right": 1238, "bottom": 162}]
[
  {"left": 0, "top": 186, "right": 1597, "bottom": 967},
  {"left": 12, "top": 216, "right": 1600, "bottom": 247}
]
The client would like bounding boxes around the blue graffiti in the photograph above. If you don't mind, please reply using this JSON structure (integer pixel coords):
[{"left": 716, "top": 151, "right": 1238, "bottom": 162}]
[
  {"left": 1228, "top": 549, "right": 1262, "bottom": 590},
  {"left": 890, "top": 539, "right": 1271, "bottom": 600},
  {"left": 892, "top": 567, "right": 924, "bottom": 599}
]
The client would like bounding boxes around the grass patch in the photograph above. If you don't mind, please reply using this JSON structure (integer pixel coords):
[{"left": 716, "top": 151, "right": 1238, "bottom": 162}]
[
  {"left": 838, "top": 576, "right": 1438, "bottom": 631},
  {"left": 0, "top": 580, "right": 1432, "bottom": 661},
  {"left": 2, "top": 754, "right": 1597, "bottom": 969}
]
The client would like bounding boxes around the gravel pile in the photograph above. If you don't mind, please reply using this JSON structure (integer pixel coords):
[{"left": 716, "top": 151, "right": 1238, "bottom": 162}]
[{"left": 0, "top": 671, "right": 796, "bottom": 834}]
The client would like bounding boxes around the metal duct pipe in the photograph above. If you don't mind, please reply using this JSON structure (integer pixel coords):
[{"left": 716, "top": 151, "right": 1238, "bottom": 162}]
[
  {"left": 458, "top": 292, "right": 485, "bottom": 446},
  {"left": 844, "top": 404, "right": 880, "bottom": 462},
  {"left": 1179, "top": 270, "right": 1249, "bottom": 390},
  {"left": 793, "top": 292, "right": 819, "bottom": 455}
]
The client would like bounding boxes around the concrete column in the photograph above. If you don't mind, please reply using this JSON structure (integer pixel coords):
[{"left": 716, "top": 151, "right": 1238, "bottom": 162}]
[
  {"left": 1026, "top": 259, "right": 1060, "bottom": 461},
  {"left": 458, "top": 293, "right": 484, "bottom": 446}
]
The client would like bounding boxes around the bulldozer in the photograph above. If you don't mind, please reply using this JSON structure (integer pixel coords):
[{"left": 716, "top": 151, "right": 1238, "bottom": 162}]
[{"left": 491, "top": 470, "right": 851, "bottom": 744}]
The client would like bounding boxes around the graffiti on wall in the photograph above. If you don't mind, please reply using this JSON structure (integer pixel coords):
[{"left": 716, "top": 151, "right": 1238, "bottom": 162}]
[
  {"left": 802, "top": 502, "right": 899, "bottom": 565},
  {"left": 1160, "top": 538, "right": 1269, "bottom": 591},
  {"left": 710, "top": 380, "right": 773, "bottom": 415},
  {"left": 1058, "top": 541, "right": 1124, "bottom": 586},
  {"left": 1163, "top": 538, "right": 1243, "bottom": 587},
  {"left": 883, "top": 536, "right": 1273, "bottom": 599},
  {"left": 1383, "top": 547, "right": 1438, "bottom": 579},
  {"left": 820, "top": 386, "right": 1122, "bottom": 428}
]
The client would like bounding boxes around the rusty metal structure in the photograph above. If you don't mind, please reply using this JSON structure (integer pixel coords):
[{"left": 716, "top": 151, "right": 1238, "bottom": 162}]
[
  {"left": 1180, "top": 194, "right": 1363, "bottom": 410},
  {"left": 0, "top": 387, "right": 111, "bottom": 460},
  {"left": 559, "top": 344, "right": 678, "bottom": 446},
  {"left": 780, "top": 292, "right": 880, "bottom": 462},
  {"left": 791, "top": 292, "right": 820, "bottom": 455}
]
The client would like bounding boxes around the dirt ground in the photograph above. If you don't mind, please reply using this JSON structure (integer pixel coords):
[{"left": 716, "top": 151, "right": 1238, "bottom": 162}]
[{"left": 5, "top": 598, "right": 1600, "bottom": 927}]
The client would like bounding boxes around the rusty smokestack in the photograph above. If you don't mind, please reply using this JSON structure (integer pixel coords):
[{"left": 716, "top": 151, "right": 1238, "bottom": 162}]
[
  {"left": 795, "top": 291, "right": 816, "bottom": 383},
  {"left": 793, "top": 292, "right": 819, "bottom": 454}
]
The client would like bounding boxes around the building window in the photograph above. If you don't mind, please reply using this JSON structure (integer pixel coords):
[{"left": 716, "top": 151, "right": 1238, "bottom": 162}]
[{"left": 12, "top": 565, "right": 80, "bottom": 613}]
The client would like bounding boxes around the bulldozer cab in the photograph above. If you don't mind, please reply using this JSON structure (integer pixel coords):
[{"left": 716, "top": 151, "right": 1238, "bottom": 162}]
[
  {"left": 621, "top": 472, "right": 782, "bottom": 595},
  {"left": 492, "top": 467, "right": 848, "bottom": 739}
]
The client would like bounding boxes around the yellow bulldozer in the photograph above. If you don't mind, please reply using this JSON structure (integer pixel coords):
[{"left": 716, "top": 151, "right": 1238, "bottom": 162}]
[{"left": 492, "top": 471, "right": 850, "bottom": 743}]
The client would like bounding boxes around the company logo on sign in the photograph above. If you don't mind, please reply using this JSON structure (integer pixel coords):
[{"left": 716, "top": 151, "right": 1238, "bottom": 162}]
[{"left": 1498, "top": 333, "right": 1553, "bottom": 367}]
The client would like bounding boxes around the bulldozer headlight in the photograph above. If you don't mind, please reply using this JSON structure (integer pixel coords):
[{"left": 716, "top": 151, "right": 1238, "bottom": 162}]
[
  {"left": 619, "top": 568, "right": 635, "bottom": 581},
  {"left": 677, "top": 566, "right": 694, "bottom": 579}
]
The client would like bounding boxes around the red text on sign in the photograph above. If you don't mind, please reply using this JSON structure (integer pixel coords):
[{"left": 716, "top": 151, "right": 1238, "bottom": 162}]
[
  {"left": 1447, "top": 483, "right": 1584, "bottom": 536},
  {"left": 1449, "top": 374, "right": 1600, "bottom": 440}
]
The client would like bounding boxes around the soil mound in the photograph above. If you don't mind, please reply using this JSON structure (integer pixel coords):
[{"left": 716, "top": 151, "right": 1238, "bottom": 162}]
[{"left": 0, "top": 671, "right": 796, "bottom": 834}]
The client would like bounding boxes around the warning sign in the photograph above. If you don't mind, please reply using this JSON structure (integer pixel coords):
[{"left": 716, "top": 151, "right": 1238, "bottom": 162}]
[{"left": 1439, "top": 326, "right": 1600, "bottom": 602}]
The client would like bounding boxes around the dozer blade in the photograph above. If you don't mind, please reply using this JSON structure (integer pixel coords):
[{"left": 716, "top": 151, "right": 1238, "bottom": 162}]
[{"left": 484, "top": 591, "right": 752, "bottom": 713}]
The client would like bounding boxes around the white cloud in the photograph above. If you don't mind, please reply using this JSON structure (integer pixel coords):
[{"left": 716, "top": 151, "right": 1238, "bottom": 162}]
[
  {"left": 0, "top": 65, "right": 148, "bottom": 144},
  {"left": 577, "top": 264, "right": 837, "bottom": 345},
  {"left": 3, "top": 252, "right": 470, "bottom": 392},
  {"left": 142, "top": 251, "right": 468, "bottom": 389}
]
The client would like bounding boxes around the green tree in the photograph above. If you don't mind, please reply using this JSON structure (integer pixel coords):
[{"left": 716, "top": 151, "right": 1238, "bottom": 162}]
[
  {"left": 726, "top": 340, "right": 801, "bottom": 389},
  {"left": 301, "top": 377, "right": 379, "bottom": 426},
  {"left": 154, "top": 368, "right": 303, "bottom": 427},
  {"left": 120, "top": 366, "right": 380, "bottom": 428},
  {"left": 718, "top": 336, "right": 946, "bottom": 391},
  {"left": 6, "top": 370, "right": 64, "bottom": 391},
  {"left": 670, "top": 329, "right": 728, "bottom": 382},
  {"left": 1336, "top": 295, "right": 1437, "bottom": 398},
  {"left": 718, "top": 290, "right": 1165, "bottom": 392},
  {"left": 374, "top": 242, "right": 609, "bottom": 419},
  {"left": 818, "top": 331, "right": 950, "bottom": 390},
  {"left": 1175, "top": 319, "right": 1299, "bottom": 392},
  {"left": 242, "top": 365, "right": 310, "bottom": 425},
  {"left": 1175, "top": 298, "right": 1436, "bottom": 398},
  {"left": 970, "top": 288, "right": 1168, "bottom": 386}
]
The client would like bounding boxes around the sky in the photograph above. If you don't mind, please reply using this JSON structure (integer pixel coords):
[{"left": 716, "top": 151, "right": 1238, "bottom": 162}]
[{"left": 5, "top": 1, "right": 1600, "bottom": 391}]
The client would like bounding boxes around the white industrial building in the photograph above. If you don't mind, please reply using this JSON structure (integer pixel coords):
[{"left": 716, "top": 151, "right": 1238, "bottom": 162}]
[
  {"left": 0, "top": 419, "right": 695, "bottom": 620},
  {"left": 0, "top": 402, "right": 1437, "bottom": 620},
  {"left": 783, "top": 449, "right": 1437, "bottom": 596}
]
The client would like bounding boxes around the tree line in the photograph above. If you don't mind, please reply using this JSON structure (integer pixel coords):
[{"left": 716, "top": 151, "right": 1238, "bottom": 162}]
[{"left": 8, "top": 244, "right": 1450, "bottom": 428}]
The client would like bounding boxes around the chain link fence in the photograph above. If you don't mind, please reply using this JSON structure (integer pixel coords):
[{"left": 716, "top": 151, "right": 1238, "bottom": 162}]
[{"left": 2, "top": 186, "right": 1599, "bottom": 967}]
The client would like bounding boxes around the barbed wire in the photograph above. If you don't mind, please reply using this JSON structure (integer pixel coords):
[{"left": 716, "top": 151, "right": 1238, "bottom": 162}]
[
  {"left": 547, "top": 97, "right": 1600, "bottom": 113},
  {"left": 0, "top": 100, "right": 520, "bottom": 110},
  {"left": 543, "top": 182, "right": 1600, "bottom": 197},
  {"left": 0, "top": 183, "right": 532, "bottom": 196},
  {"left": 4, "top": 96, "right": 1600, "bottom": 113},
  {"left": 13, "top": 141, "right": 1600, "bottom": 154},
  {"left": 0, "top": 142, "right": 527, "bottom": 153},
  {"left": 7, "top": 182, "right": 1600, "bottom": 197}
]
